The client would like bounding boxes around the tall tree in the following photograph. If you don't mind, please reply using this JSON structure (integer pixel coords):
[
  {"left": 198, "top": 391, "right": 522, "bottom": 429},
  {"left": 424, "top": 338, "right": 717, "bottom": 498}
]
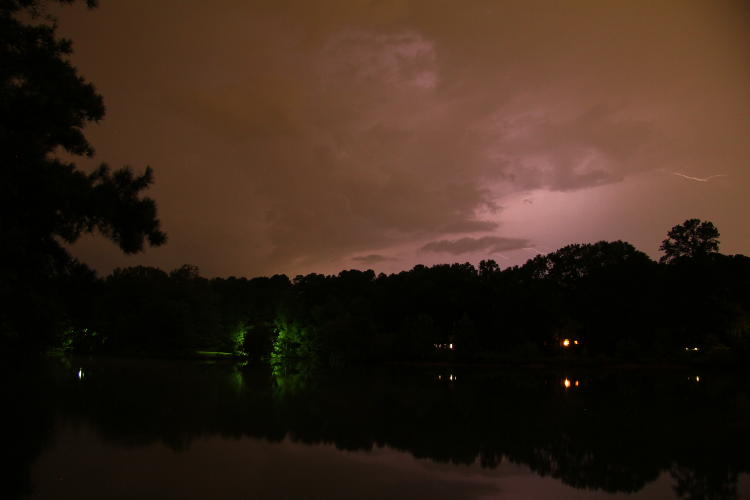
[
  {"left": 659, "top": 219, "right": 720, "bottom": 264},
  {"left": 1, "top": 0, "right": 165, "bottom": 347}
]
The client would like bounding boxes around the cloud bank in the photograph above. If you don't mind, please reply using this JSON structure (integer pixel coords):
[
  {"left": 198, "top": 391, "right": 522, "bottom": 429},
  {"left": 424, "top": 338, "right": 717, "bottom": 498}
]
[
  {"left": 420, "top": 236, "right": 531, "bottom": 255},
  {"left": 60, "top": 0, "right": 750, "bottom": 276}
]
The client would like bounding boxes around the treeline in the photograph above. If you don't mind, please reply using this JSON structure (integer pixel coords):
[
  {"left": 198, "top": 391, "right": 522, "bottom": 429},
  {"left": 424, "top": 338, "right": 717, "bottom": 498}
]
[{"left": 8, "top": 229, "right": 748, "bottom": 365}]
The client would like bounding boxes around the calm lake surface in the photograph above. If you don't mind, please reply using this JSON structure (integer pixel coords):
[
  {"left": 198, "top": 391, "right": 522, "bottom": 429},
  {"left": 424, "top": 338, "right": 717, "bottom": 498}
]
[{"left": 5, "top": 358, "right": 750, "bottom": 499}]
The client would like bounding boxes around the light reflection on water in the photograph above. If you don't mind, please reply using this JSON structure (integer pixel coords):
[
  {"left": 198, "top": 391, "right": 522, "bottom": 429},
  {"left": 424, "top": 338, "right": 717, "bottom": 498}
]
[
  {"left": 562, "top": 377, "right": 582, "bottom": 389},
  {"left": 5, "top": 359, "right": 750, "bottom": 500}
]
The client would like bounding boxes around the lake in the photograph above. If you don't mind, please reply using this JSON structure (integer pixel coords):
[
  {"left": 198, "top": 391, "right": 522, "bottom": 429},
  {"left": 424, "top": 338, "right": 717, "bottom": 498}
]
[{"left": 6, "top": 357, "right": 750, "bottom": 499}]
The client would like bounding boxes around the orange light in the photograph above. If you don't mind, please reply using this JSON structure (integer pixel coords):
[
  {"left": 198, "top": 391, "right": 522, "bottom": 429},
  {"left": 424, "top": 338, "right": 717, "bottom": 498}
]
[
  {"left": 573, "top": 340, "right": 579, "bottom": 345},
  {"left": 575, "top": 381, "right": 579, "bottom": 387},
  {"left": 562, "top": 339, "right": 570, "bottom": 347},
  {"left": 563, "top": 378, "right": 571, "bottom": 388}
]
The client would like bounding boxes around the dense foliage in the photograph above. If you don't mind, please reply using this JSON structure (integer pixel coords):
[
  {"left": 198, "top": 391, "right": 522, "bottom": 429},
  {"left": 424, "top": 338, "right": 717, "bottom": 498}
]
[
  {"left": 0, "top": 0, "right": 165, "bottom": 349},
  {"left": 42, "top": 230, "right": 750, "bottom": 365}
]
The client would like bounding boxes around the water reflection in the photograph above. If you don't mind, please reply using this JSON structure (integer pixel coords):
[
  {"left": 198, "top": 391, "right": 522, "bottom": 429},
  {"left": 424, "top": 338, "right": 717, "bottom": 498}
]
[
  {"left": 562, "top": 377, "right": 581, "bottom": 389},
  {"left": 4, "top": 359, "right": 750, "bottom": 500}
]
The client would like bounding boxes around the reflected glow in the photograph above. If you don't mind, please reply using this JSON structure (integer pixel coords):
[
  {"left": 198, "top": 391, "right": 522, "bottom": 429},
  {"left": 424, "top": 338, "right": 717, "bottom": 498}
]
[
  {"left": 563, "top": 378, "right": 581, "bottom": 389},
  {"left": 433, "top": 343, "right": 455, "bottom": 351},
  {"left": 232, "top": 367, "right": 245, "bottom": 392}
]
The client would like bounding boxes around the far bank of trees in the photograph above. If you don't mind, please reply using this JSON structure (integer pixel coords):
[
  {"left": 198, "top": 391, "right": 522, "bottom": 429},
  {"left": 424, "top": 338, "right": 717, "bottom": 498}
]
[{"left": 42, "top": 219, "right": 750, "bottom": 365}]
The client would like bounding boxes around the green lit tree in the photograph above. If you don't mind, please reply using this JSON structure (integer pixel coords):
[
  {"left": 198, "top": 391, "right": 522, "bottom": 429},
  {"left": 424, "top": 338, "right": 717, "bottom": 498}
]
[{"left": 659, "top": 219, "right": 720, "bottom": 264}]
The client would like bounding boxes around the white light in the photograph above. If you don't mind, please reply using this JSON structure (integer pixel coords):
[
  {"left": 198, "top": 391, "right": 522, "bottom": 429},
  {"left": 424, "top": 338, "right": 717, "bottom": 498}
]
[
  {"left": 77, "top": 369, "right": 83, "bottom": 380},
  {"left": 449, "top": 343, "right": 454, "bottom": 350}
]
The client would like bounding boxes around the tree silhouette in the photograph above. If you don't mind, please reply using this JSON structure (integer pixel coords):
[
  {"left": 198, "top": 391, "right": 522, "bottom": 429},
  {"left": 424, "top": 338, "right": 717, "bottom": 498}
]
[
  {"left": 659, "top": 219, "right": 720, "bottom": 264},
  {"left": 1, "top": 0, "right": 165, "bottom": 347}
]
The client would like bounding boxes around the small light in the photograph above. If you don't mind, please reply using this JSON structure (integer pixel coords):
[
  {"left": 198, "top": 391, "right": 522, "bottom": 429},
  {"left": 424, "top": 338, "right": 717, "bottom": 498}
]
[
  {"left": 575, "top": 381, "right": 579, "bottom": 387},
  {"left": 573, "top": 340, "right": 579, "bottom": 345},
  {"left": 563, "top": 378, "right": 571, "bottom": 388},
  {"left": 696, "top": 376, "right": 700, "bottom": 382},
  {"left": 449, "top": 343, "right": 454, "bottom": 350},
  {"left": 562, "top": 339, "right": 570, "bottom": 347},
  {"left": 77, "top": 368, "right": 84, "bottom": 380}
]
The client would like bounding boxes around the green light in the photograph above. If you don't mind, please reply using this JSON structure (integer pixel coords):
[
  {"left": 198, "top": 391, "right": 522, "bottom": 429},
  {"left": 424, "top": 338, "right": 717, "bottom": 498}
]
[
  {"left": 270, "top": 315, "right": 315, "bottom": 364},
  {"left": 60, "top": 327, "right": 100, "bottom": 353},
  {"left": 231, "top": 366, "right": 245, "bottom": 392},
  {"left": 271, "top": 359, "right": 314, "bottom": 398},
  {"left": 230, "top": 322, "right": 248, "bottom": 357},
  {"left": 195, "top": 351, "right": 235, "bottom": 358}
]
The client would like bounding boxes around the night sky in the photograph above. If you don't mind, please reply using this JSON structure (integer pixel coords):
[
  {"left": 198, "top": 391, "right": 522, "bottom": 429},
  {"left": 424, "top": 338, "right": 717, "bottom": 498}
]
[{"left": 56, "top": 0, "right": 750, "bottom": 278}]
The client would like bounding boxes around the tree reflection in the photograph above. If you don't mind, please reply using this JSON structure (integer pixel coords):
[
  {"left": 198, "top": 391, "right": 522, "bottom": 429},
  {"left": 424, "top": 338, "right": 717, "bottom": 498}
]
[
  {"left": 2, "top": 359, "right": 57, "bottom": 500},
  {"left": 671, "top": 465, "right": 738, "bottom": 500},
  {"left": 7, "top": 359, "right": 750, "bottom": 499}
]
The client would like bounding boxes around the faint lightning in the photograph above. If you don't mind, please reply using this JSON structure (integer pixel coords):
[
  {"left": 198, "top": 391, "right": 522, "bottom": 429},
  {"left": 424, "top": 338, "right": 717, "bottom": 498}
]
[{"left": 672, "top": 172, "right": 727, "bottom": 182}]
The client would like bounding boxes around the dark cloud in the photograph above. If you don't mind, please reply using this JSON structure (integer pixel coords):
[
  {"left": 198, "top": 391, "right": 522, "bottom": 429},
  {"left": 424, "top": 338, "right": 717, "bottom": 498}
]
[
  {"left": 57, "top": 0, "right": 750, "bottom": 276},
  {"left": 420, "top": 236, "right": 531, "bottom": 255},
  {"left": 351, "top": 254, "right": 396, "bottom": 264},
  {"left": 482, "top": 104, "right": 653, "bottom": 192}
]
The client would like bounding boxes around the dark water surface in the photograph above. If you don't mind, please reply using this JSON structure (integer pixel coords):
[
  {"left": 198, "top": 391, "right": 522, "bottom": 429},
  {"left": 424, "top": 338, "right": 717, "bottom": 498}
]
[{"left": 5, "top": 358, "right": 750, "bottom": 499}]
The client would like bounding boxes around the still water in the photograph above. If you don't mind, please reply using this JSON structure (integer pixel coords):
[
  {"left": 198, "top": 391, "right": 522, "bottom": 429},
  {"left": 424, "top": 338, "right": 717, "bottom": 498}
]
[{"left": 5, "top": 358, "right": 750, "bottom": 499}]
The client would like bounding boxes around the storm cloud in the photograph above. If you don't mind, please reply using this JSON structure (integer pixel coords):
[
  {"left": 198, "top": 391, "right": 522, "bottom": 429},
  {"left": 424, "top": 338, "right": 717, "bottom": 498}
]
[
  {"left": 420, "top": 236, "right": 531, "bottom": 256},
  {"left": 351, "top": 254, "right": 397, "bottom": 265},
  {"left": 57, "top": 0, "right": 750, "bottom": 277}
]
